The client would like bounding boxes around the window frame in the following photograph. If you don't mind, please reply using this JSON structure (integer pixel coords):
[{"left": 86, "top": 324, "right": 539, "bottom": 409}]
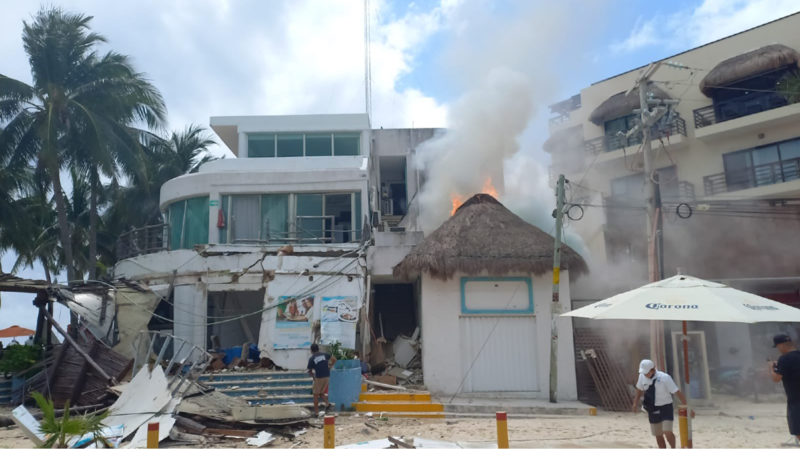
[{"left": 246, "top": 132, "right": 361, "bottom": 158}]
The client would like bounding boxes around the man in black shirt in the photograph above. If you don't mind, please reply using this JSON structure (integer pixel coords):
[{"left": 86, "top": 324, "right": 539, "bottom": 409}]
[
  {"left": 771, "top": 334, "right": 800, "bottom": 438},
  {"left": 308, "top": 343, "right": 337, "bottom": 415}
]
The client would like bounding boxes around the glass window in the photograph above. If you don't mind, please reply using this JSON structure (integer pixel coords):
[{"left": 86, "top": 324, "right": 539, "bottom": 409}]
[
  {"left": 780, "top": 139, "right": 800, "bottom": 161},
  {"left": 296, "top": 194, "right": 324, "bottom": 242},
  {"left": 610, "top": 174, "right": 643, "bottom": 198},
  {"left": 168, "top": 201, "right": 186, "bottom": 250},
  {"left": 231, "top": 195, "right": 261, "bottom": 243},
  {"left": 168, "top": 197, "right": 209, "bottom": 249},
  {"left": 248, "top": 134, "right": 275, "bottom": 158},
  {"left": 604, "top": 115, "right": 634, "bottom": 151},
  {"left": 354, "top": 192, "right": 362, "bottom": 242},
  {"left": 277, "top": 134, "right": 304, "bottom": 157},
  {"left": 184, "top": 197, "right": 209, "bottom": 248},
  {"left": 334, "top": 133, "right": 360, "bottom": 156},
  {"left": 305, "top": 133, "right": 333, "bottom": 157},
  {"left": 262, "top": 194, "right": 289, "bottom": 243}
]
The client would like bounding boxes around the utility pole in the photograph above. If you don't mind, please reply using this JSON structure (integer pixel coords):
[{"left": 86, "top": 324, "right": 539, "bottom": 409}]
[
  {"left": 625, "top": 62, "right": 665, "bottom": 368},
  {"left": 549, "top": 174, "right": 566, "bottom": 403}
]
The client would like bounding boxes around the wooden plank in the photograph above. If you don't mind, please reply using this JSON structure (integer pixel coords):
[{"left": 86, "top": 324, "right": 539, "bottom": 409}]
[
  {"left": 42, "top": 307, "right": 116, "bottom": 385},
  {"left": 70, "top": 341, "right": 100, "bottom": 405},
  {"left": 47, "top": 341, "right": 71, "bottom": 396}
]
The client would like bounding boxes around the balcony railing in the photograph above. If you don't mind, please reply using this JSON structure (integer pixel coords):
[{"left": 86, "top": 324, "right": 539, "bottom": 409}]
[
  {"left": 117, "top": 223, "right": 170, "bottom": 260},
  {"left": 703, "top": 156, "right": 800, "bottom": 196},
  {"left": 548, "top": 114, "right": 570, "bottom": 127},
  {"left": 676, "top": 180, "right": 696, "bottom": 201},
  {"left": 585, "top": 117, "right": 687, "bottom": 156},
  {"left": 693, "top": 91, "right": 789, "bottom": 129}
]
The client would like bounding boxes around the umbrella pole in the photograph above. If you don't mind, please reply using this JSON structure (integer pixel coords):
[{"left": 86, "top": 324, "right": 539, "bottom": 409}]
[{"left": 683, "top": 320, "right": 693, "bottom": 448}]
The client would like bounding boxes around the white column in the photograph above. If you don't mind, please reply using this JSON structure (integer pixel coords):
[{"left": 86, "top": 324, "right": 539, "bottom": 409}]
[
  {"left": 173, "top": 283, "right": 207, "bottom": 360},
  {"left": 238, "top": 132, "right": 248, "bottom": 158}
]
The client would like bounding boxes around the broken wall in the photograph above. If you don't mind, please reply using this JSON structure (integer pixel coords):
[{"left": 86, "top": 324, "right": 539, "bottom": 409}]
[{"left": 114, "top": 247, "right": 367, "bottom": 371}]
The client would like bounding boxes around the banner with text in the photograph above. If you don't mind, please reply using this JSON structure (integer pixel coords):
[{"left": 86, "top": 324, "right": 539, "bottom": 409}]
[
  {"left": 321, "top": 296, "right": 359, "bottom": 350},
  {"left": 274, "top": 295, "right": 315, "bottom": 349}
]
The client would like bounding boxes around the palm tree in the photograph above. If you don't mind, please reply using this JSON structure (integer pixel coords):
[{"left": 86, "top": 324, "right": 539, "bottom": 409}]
[
  {"left": 0, "top": 7, "right": 166, "bottom": 288},
  {"left": 105, "top": 125, "right": 218, "bottom": 232}
]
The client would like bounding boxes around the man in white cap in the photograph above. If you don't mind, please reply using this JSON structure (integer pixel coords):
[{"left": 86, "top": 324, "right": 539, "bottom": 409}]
[{"left": 632, "top": 359, "right": 693, "bottom": 449}]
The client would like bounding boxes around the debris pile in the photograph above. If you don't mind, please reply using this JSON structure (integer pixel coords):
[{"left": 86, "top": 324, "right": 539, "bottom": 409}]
[
  {"left": 2, "top": 332, "right": 315, "bottom": 448},
  {"left": 369, "top": 327, "right": 424, "bottom": 390}
]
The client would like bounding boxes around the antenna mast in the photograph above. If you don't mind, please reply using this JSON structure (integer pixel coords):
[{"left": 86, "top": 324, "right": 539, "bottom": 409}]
[{"left": 364, "top": 0, "right": 372, "bottom": 119}]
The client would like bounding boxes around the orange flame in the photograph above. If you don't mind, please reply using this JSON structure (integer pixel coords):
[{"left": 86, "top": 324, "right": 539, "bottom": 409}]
[{"left": 450, "top": 178, "right": 498, "bottom": 216}]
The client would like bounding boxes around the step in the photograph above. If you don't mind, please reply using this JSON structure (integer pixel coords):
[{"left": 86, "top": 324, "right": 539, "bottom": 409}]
[
  {"left": 353, "top": 402, "right": 444, "bottom": 413},
  {"left": 359, "top": 392, "right": 431, "bottom": 402},
  {"left": 219, "top": 386, "right": 311, "bottom": 397},
  {"left": 204, "top": 378, "right": 313, "bottom": 390},
  {"left": 198, "top": 371, "right": 310, "bottom": 383},
  {"left": 241, "top": 394, "right": 314, "bottom": 405}
]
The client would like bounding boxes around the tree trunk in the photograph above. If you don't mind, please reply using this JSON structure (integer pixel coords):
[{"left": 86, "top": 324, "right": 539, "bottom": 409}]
[
  {"left": 42, "top": 261, "right": 53, "bottom": 346},
  {"left": 51, "top": 167, "right": 78, "bottom": 336},
  {"left": 88, "top": 169, "right": 98, "bottom": 281}
]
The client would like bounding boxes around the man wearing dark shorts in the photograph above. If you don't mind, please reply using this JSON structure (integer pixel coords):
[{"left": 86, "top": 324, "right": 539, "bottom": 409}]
[
  {"left": 307, "top": 344, "right": 337, "bottom": 415},
  {"left": 770, "top": 334, "right": 800, "bottom": 439},
  {"left": 632, "top": 359, "right": 693, "bottom": 449}
]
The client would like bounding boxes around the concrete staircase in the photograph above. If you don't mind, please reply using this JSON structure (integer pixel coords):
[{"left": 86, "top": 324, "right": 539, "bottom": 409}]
[
  {"left": 198, "top": 371, "right": 314, "bottom": 407},
  {"left": 353, "top": 392, "right": 444, "bottom": 418},
  {"left": 199, "top": 371, "right": 441, "bottom": 417},
  {"left": 0, "top": 378, "right": 12, "bottom": 405}
]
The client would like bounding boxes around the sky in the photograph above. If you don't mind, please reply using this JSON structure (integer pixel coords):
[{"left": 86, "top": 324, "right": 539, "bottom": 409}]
[{"left": 2, "top": 0, "right": 800, "bottom": 341}]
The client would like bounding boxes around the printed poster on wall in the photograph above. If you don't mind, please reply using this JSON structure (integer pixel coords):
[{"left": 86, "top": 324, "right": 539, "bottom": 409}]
[
  {"left": 274, "top": 295, "right": 315, "bottom": 349},
  {"left": 321, "top": 296, "right": 359, "bottom": 350}
]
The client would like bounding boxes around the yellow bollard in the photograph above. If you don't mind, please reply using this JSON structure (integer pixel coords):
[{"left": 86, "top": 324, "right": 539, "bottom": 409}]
[
  {"left": 146, "top": 422, "right": 159, "bottom": 448},
  {"left": 324, "top": 415, "right": 336, "bottom": 449},
  {"left": 496, "top": 411, "right": 509, "bottom": 449},
  {"left": 678, "top": 406, "right": 689, "bottom": 448}
]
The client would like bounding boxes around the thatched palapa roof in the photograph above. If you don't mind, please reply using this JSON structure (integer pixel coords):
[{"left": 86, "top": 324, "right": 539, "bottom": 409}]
[
  {"left": 542, "top": 125, "right": 584, "bottom": 154},
  {"left": 587, "top": 82, "right": 670, "bottom": 126},
  {"left": 699, "top": 44, "right": 800, "bottom": 97},
  {"left": 393, "top": 194, "right": 588, "bottom": 281}
]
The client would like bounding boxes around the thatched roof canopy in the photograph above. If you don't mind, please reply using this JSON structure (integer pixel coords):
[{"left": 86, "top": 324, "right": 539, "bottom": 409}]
[
  {"left": 543, "top": 125, "right": 584, "bottom": 154},
  {"left": 699, "top": 44, "right": 800, "bottom": 97},
  {"left": 393, "top": 194, "right": 588, "bottom": 281},
  {"left": 587, "top": 82, "right": 670, "bottom": 126}
]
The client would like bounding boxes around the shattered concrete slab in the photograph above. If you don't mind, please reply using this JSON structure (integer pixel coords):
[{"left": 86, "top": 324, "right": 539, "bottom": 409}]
[{"left": 103, "top": 366, "right": 172, "bottom": 440}]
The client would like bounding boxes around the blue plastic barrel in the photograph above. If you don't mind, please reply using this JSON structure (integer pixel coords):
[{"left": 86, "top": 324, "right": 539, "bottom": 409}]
[{"left": 328, "top": 360, "right": 362, "bottom": 411}]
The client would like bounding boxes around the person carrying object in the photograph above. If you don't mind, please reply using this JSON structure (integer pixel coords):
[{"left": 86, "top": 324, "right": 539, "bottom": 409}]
[
  {"left": 307, "top": 343, "right": 337, "bottom": 415},
  {"left": 632, "top": 359, "right": 694, "bottom": 449},
  {"left": 769, "top": 334, "right": 800, "bottom": 439}
]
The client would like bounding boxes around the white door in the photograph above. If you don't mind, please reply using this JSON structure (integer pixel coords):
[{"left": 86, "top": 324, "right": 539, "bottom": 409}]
[{"left": 459, "top": 316, "right": 538, "bottom": 392}]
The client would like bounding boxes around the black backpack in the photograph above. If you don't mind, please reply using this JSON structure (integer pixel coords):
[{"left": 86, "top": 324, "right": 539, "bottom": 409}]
[{"left": 642, "top": 380, "right": 657, "bottom": 413}]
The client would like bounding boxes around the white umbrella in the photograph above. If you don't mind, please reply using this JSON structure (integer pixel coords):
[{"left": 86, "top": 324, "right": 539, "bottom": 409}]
[
  {"left": 563, "top": 274, "right": 800, "bottom": 322},
  {"left": 562, "top": 273, "right": 800, "bottom": 448}
]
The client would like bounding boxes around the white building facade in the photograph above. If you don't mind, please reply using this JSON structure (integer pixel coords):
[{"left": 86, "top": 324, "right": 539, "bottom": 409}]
[{"left": 113, "top": 114, "right": 441, "bottom": 370}]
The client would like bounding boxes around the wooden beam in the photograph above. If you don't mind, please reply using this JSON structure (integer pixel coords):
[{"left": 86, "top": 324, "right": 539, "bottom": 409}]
[
  {"left": 47, "top": 341, "right": 71, "bottom": 396},
  {"left": 69, "top": 341, "right": 100, "bottom": 405},
  {"left": 41, "top": 307, "right": 117, "bottom": 385}
]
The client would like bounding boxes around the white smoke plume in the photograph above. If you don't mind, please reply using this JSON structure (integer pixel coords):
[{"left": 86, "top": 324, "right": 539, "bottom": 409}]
[
  {"left": 416, "top": 67, "right": 534, "bottom": 231},
  {"left": 414, "top": 0, "right": 603, "bottom": 256}
]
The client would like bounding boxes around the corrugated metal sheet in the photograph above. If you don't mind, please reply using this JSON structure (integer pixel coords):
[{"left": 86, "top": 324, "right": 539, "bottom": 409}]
[{"left": 459, "top": 316, "right": 538, "bottom": 392}]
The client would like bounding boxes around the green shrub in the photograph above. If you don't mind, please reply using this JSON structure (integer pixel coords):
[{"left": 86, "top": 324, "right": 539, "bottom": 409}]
[{"left": 0, "top": 343, "right": 42, "bottom": 374}]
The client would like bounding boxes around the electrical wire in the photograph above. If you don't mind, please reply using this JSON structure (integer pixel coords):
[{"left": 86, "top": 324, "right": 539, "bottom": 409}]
[
  {"left": 110, "top": 242, "right": 369, "bottom": 321},
  {"left": 69, "top": 255, "right": 363, "bottom": 328}
]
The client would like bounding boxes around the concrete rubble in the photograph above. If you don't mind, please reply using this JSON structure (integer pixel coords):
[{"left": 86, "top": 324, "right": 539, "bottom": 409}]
[{"left": 367, "top": 327, "right": 424, "bottom": 390}]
